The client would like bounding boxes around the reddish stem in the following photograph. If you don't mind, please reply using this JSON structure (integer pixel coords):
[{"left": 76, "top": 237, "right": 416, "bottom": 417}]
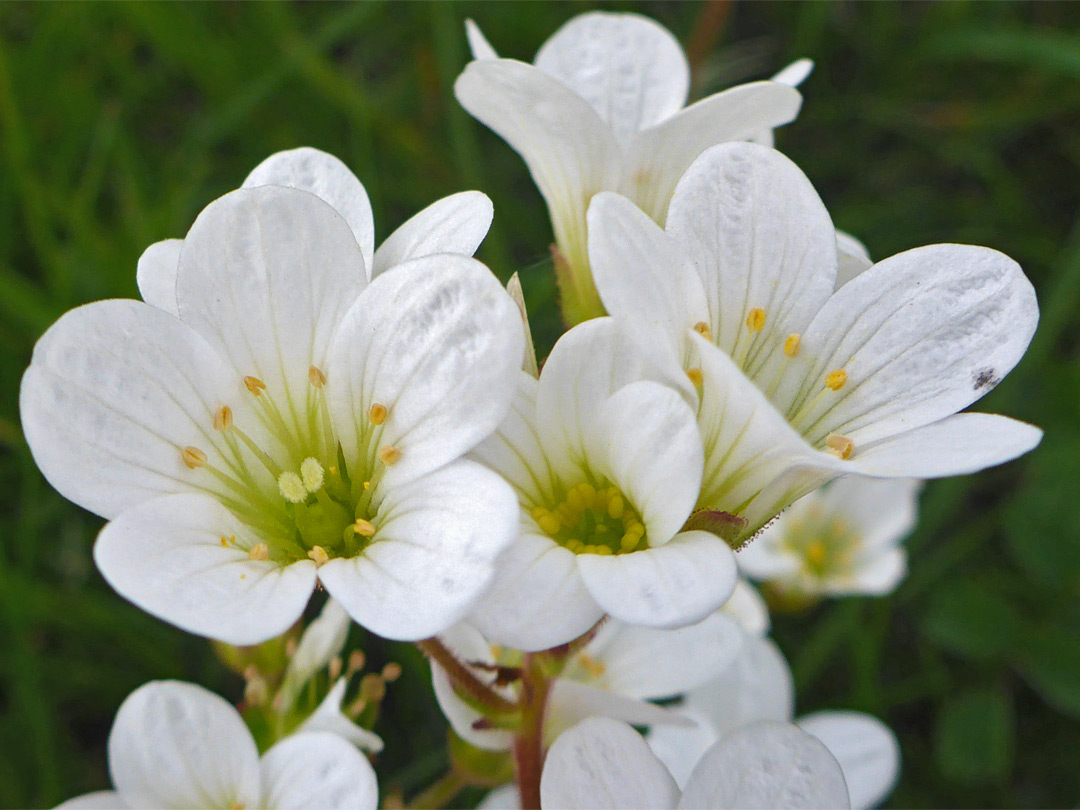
[
  {"left": 416, "top": 637, "right": 518, "bottom": 714},
  {"left": 513, "top": 653, "right": 552, "bottom": 810}
]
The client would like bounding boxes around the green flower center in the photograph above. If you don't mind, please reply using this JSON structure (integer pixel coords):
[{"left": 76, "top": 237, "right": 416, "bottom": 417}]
[
  {"left": 532, "top": 481, "right": 647, "bottom": 555},
  {"left": 784, "top": 505, "right": 861, "bottom": 578}
]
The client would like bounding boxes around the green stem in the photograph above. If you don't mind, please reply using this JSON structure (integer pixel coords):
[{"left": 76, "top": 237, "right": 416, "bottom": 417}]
[
  {"left": 406, "top": 770, "right": 466, "bottom": 810},
  {"left": 513, "top": 653, "right": 552, "bottom": 810}
]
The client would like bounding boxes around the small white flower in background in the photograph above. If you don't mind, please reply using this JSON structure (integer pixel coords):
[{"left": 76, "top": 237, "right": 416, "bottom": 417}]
[
  {"left": 431, "top": 611, "right": 743, "bottom": 752},
  {"left": 649, "top": 636, "right": 901, "bottom": 810},
  {"left": 455, "top": 12, "right": 805, "bottom": 322},
  {"left": 467, "top": 317, "right": 739, "bottom": 650},
  {"left": 588, "top": 140, "right": 1042, "bottom": 542},
  {"left": 739, "top": 477, "right": 923, "bottom": 600},
  {"left": 55, "top": 680, "right": 377, "bottom": 810},
  {"left": 21, "top": 179, "right": 523, "bottom": 646},
  {"left": 538, "top": 716, "right": 850, "bottom": 810}
]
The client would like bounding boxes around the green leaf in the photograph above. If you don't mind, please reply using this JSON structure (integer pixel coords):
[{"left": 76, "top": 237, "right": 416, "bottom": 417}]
[
  {"left": 1017, "top": 625, "right": 1080, "bottom": 718},
  {"left": 934, "top": 688, "right": 1014, "bottom": 785},
  {"left": 922, "top": 580, "right": 1020, "bottom": 659}
]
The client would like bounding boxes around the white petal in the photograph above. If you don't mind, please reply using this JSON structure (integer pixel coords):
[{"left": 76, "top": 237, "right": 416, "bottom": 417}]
[
  {"left": 478, "top": 785, "right": 519, "bottom": 810},
  {"left": 678, "top": 721, "right": 850, "bottom": 809},
  {"left": 797, "top": 712, "right": 900, "bottom": 810},
  {"left": 260, "top": 732, "right": 378, "bottom": 810},
  {"left": 846, "top": 413, "right": 1042, "bottom": 478},
  {"left": 664, "top": 142, "right": 837, "bottom": 371},
  {"left": 471, "top": 531, "right": 603, "bottom": 651},
  {"left": 785, "top": 244, "right": 1039, "bottom": 447},
  {"left": 297, "top": 679, "right": 384, "bottom": 753},
  {"left": 242, "top": 147, "right": 375, "bottom": 272},
  {"left": 465, "top": 19, "right": 498, "bottom": 60},
  {"left": 578, "top": 531, "right": 737, "bottom": 629},
  {"left": 722, "top": 579, "right": 771, "bottom": 636},
  {"left": 327, "top": 254, "right": 523, "bottom": 490},
  {"left": 541, "top": 717, "right": 679, "bottom": 810},
  {"left": 94, "top": 494, "right": 316, "bottom": 646},
  {"left": 627, "top": 84, "right": 803, "bottom": 224},
  {"left": 371, "top": 191, "right": 493, "bottom": 278},
  {"left": 687, "top": 637, "right": 795, "bottom": 736},
  {"left": 772, "top": 58, "right": 814, "bottom": 87},
  {"left": 834, "top": 548, "right": 907, "bottom": 597},
  {"left": 20, "top": 299, "right": 250, "bottom": 520},
  {"left": 55, "top": 792, "right": 128, "bottom": 810},
  {"left": 506, "top": 273, "right": 539, "bottom": 377},
  {"left": 109, "top": 681, "right": 261, "bottom": 810},
  {"left": 175, "top": 185, "right": 365, "bottom": 432},
  {"left": 136, "top": 239, "right": 183, "bottom": 316},
  {"left": 280, "top": 599, "right": 351, "bottom": 708},
  {"left": 835, "top": 230, "right": 873, "bottom": 289},
  {"left": 534, "top": 12, "right": 688, "bottom": 139},
  {"left": 736, "top": 518, "right": 804, "bottom": 581},
  {"left": 546, "top": 680, "right": 692, "bottom": 744},
  {"left": 647, "top": 707, "right": 718, "bottom": 789},
  {"left": 318, "top": 460, "right": 518, "bottom": 641},
  {"left": 819, "top": 477, "right": 921, "bottom": 551}
]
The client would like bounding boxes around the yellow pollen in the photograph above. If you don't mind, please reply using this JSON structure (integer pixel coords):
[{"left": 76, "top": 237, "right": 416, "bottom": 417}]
[
  {"left": 825, "top": 369, "right": 848, "bottom": 391},
  {"left": 579, "top": 653, "right": 606, "bottom": 679},
  {"left": 308, "top": 365, "right": 326, "bottom": 388},
  {"left": 243, "top": 376, "right": 266, "bottom": 395},
  {"left": 213, "top": 405, "right": 233, "bottom": 431},
  {"left": 353, "top": 518, "right": 376, "bottom": 537},
  {"left": 746, "top": 308, "right": 766, "bottom": 332},
  {"left": 307, "top": 545, "right": 330, "bottom": 566},
  {"left": 362, "top": 480, "right": 371, "bottom": 490},
  {"left": 220, "top": 535, "right": 235, "bottom": 547},
  {"left": 181, "top": 446, "right": 207, "bottom": 469},
  {"left": 686, "top": 368, "right": 704, "bottom": 386},
  {"left": 369, "top": 403, "right": 388, "bottom": 425},
  {"left": 300, "top": 457, "right": 325, "bottom": 492},
  {"left": 693, "top": 321, "right": 712, "bottom": 341},
  {"left": 379, "top": 445, "right": 401, "bottom": 465},
  {"left": 825, "top": 433, "right": 854, "bottom": 460},
  {"left": 806, "top": 541, "right": 827, "bottom": 568},
  {"left": 537, "top": 512, "right": 562, "bottom": 535},
  {"left": 278, "top": 471, "right": 307, "bottom": 503},
  {"left": 248, "top": 543, "right": 269, "bottom": 561},
  {"left": 784, "top": 334, "right": 802, "bottom": 358}
]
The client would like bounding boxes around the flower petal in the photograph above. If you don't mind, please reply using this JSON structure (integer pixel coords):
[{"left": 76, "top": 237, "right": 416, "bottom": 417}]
[
  {"left": 772, "top": 58, "right": 814, "bottom": 87},
  {"left": 318, "top": 460, "right": 518, "bottom": 641},
  {"left": 371, "top": 191, "right": 493, "bottom": 278},
  {"left": 55, "top": 792, "right": 128, "bottom": 810},
  {"left": 797, "top": 712, "right": 900, "bottom": 810},
  {"left": 465, "top": 19, "right": 499, "bottom": 60},
  {"left": 540, "top": 717, "right": 679, "bottom": 810},
  {"left": 835, "top": 548, "right": 907, "bottom": 597},
  {"left": 534, "top": 12, "right": 688, "bottom": 140},
  {"left": 821, "top": 476, "right": 921, "bottom": 551},
  {"left": 297, "top": 679, "right": 384, "bottom": 753},
  {"left": 280, "top": 599, "right": 351, "bottom": 708},
  {"left": 260, "top": 731, "right": 378, "bottom": 810},
  {"left": 136, "top": 239, "right": 183, "bottom": 316},
  {"left": 546, "top": 680, "right": 692, "bottom": 744},
  {"left": 242, "top": 147, "right": 375, "bottom": 273},
  {"left": 646, "top": 706, "right": 719, "bottom": 789},
  {"left": 722, "top": 579, "right": 771, "bottom": 636},
  {"left": 677, "top": 721, "right": 850, "bottom": 810},
  {"left": 109, "top": 681, "right": 261, "bottom": 810},
  {"left": 578, "top": 531, "right": 737, "bottom": 629},
  {"left": 835, "top": 230, "right": 873, "bottom": 289},
  {"left": 94, "top": 493, "right": 316, "bottom": 645},
  {"left": 478, "top": 786, "right": 519, "bottom": 810},
  {"left": 469, "top": 531, "right": 603, "bottom": 652},
  {"left": 327, "top": 254, "right": 523, "bottom": 490}
]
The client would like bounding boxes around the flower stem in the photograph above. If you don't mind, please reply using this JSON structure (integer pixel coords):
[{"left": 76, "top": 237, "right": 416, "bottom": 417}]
[
  {"left": 513, "top": 653, "right": 552, "bottom": 810},
  {"left": 416, "top": 636, "right": 517, "bottom": 714},
  {"left": 405, "top": 769, "right": 466, "bottom": 810}
]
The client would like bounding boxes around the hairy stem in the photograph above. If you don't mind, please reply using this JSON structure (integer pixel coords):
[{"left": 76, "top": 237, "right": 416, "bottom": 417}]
[
  {"left": 416, "top": 636, "right": 518, "bottom": 714},
  {"left": 513, "top": 653, "right": 552, "bottom": 810}
]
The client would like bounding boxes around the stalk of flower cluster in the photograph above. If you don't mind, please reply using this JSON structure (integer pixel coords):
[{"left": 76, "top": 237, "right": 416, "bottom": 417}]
[
  {"left": 513, "top": 652, "right": 553, "bottom": 810},
  {"left": 417, "top": 637, "right": 518, "bottom": 716}
]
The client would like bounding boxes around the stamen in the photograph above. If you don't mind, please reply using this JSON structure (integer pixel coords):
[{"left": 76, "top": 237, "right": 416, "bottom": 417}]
[
  {"left": 382, "top": 662, "right": 403, "bottom": 682},
  {"left": 784, "top": 334, "right": 801, "bottom": 358},
  {"left": 369, "top": 403, "right": 388, "bottom": 425},
  {"left": 825, "top": 433, "right": 854, "bottom": 460},
  {"left": 353, "top": 518, "right": 376, "bottom": 537},
  {"left": 308, "top": 365, "right": 327, "bottom": 388},
  {"left": 243, "top": 376, "right": 266, "bottom": 396},
  {"left": 220, "top": 535, "right": 235, "bottom": 547},
  {"left": 746, "top": 308, "right": 766, "bottom": 332},
  {"left": 806, "top": 541, "right": 827, "bottom": 568},
  {"left": 686, "top": 368, "right": 704, "bottom": 386},
  {"left": 181, "top": 446, "right": 207, "bottom": 469},
  {"left": 578, "top": 653, "right": 606, "bottom": 679},
  {"left": 278, "top": 471, "right": 308, "bottom": 503},
  {"left": 379, "top": 445, "right": 401, "bottom": 465},
  {"left": 300, "top": 457, "right": 325, "bottom": 492},
  {"left": 213, "top": 406, "right": 233, "bottom": 431},
  {"left": 307, "top": 545, "right": 330, "bottom": 566},
  {"left": 693, "top": 321, "right": 712, "bottom": 341},
  {"left": 607, "top": 493, "right": 624, "bottom": 520},
  {"left": 825, "top": 369, "right": 848, "bottom": 391},
  {"left": 248, "top": 543, "right": 270, "bottom": 561}
]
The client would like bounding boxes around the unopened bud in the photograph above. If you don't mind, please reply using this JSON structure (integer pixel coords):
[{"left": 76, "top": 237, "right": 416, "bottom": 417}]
[
  {"left": 348, "top": 650, "right": 366, "bottom": 675},
  {"left": 359, "top": 673, "right": 386, "bottom": 703},
  {"left": 381, "top": 662, "right": 403, "bottom": 683}
]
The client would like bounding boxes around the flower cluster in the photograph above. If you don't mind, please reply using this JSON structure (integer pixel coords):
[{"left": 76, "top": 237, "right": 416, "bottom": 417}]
[{"left": 27, "top": 10, "right": 1041, "bottom": 810}]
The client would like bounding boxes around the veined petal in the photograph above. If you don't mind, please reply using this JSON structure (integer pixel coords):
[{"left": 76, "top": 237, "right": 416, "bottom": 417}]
[
  {"left": 260, "top": 732, "right": 378, "bottom": 810},
  {"left": 469, "top": 532, "right": 603, "bottom": 651},
  {"left": 835, "top": 230, "right": 873, "bottom": 289},
  {"left": 94, "top": 494, "right": 316, "bottom": 646},
  {"left": 465, "top": 19, "right": 499, "bottom": 60},
  {"left": 175, "top": 186, "right": 366, "bottom": 438},
  {"left": 677, "top": 721, "right": 850, "bottom": 810},
  {"left": 109, "top": 681, "right": 261, "bottom": 810},
  {"left": 242, "top": 147, "right": 375, "bottom": 273},
  {"left": 797, "top": 712, "right": 900, "bottom": 810},
  {"left": 20, "top": 299, "right": 257, "bottom": 520},
  {"left": 534, "top": 12, "right": 689, "bottom": 140},
  {"left": 578, "top": 531, "right": 737, "bottom": 629},
  {"left": 327, "top": 254, "right": 522, "bottom": 490},
  {"left": 136, "top": 239, "right": 183, "bottom": 316},
  {"left": 546, "top": 680, "right": 692, "bottom": 744},
  {"left": 540, "top": 717, "right": 679, "bottom": 810},
  {"left": 371, "top": 191, "right": 493, "bottom": 278},
  {"left": 55, "top": 792, "right": 128, "bottom": 810},
  {"left": 627, "top": 83, "right": 803, "bottom": 224},
  {"left": 297, "top": 679, "right": 384, "bottom": 753},
  {"left": 319, "top": 460, "right": 517, "bottom": 641}
]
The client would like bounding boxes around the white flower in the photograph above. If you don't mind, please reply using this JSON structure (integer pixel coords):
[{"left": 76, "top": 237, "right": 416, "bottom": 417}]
[
  {"left": 431, "top": 612, "right": 743, "bottom": 751},
  {"left": 298, "top": 678, "right": 384, "bottom": 754},
  {"left": 466, "top": 317, "right": 738, "bottom": 650},
  {"left": 21, "top": 183, "right": 523, "bottom": 645},
  {"left": 136, "top": 146, "right": 495, "bottom": 315},
  {"left": 587, "top": 140, "right": 1042, "bottom": 542},
  {"left": 738, "top": 477, "right": 922, "bottom": 598},
  {"left": 540, "top": 716, "right": 850, "bottom": 810},
  {"left": 278, "top": 598, "right": 351, "bottom": 709},
  {"left": 55, "top": 680, "right": 378, "bottom": 810},
  {"left": 455, "top": 12, "right": 804, "bottom": 322},
  {"left": 649, "top": 636, "right": 901, "bottom": 810}
]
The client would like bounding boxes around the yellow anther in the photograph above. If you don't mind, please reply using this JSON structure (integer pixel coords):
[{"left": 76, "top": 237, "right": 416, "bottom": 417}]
[
  {"left": 806, "top": 541, "right": 827, "bottom": 568},
  {"left": 746, "top": 308, "right": 766, "bottom": 332},
  {"left": 220, "top": 535, "right": 235, "bottom": 548},
  {"left": 686, "top": 368, "right": 704, "bottom": 386},
  {"left": 369, "top": 403, "right": 388, "bottom": 425},
  {"left": 784, "top": 333, "right": 802, "bottom": 358},
  {"left": 567, "top": 486, "right": 586, "bottom": 511},
  {"left": 278, "top": 471, "right": 307, "bottom": 503},
  {"left": 825, "top": 369, "right": 848, "bottom": 391},
  {"left": 329, "top": 657, "right": 343, "bottom": 680},
  {"left": 579, "top": 482, "right": 597, "bottom": 509},
  {"left": 307, "top": 545, "right": 330, "bottom": 566},
  {"left": 379, "top": 445, "right": 401, "bottom": 465},
  {"left": 565, "top": 539, "right": 583, "bottom": 553},
  {"left": 693, "top": 321, "right": 712, "bottom": 341},
  {"left": 531, "top": 506, "right": 549, "bottom": 521},
  {"left": 300, "top": 457, "right": 325, "bottom": 492},
  {"left": 308, "top": 365, "right": 327, "bottom": 388},
  {"left": 593, "top": 545, "right": 613, "bottom": 555},
  {"left": 607, "top": 494, "right": 625, "bottom": 520},
  {"left": 348, "top": 650, "right": 366, "bottom": 675},
  {"left": 363, "top": 480, "right": 371, "bottom": 490},
  {"left": 248, "top": 543, "right": 269, "bottom": 561},
  {"left": 353, "top": 518, "right": 376, "bottom": 537},
  {"left": 213, "top": 405, "right": 233, "bottom": 431},
  {"left": 579, "top": 654, "right": 606, "bottom": 679},
  {"left": 181, "top": 446, "right": 207, "bottom": 469},
  {"left": 620, "top": 533, "right": 639, "bottom": 553},
  {"left": 538, "top": 513, "right": 562, "bottom": 535},
  {"left": 825, "top": 433, "right": 854, "bottom": 460},
  {"left": 243, "top": 376, "right": 266, "bottom": 395},
  {"left": 360, "top": 673, "right": 386, "bottom": 703}
]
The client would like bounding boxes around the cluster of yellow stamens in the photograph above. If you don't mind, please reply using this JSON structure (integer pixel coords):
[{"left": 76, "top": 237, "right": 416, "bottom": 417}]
[{"left": 533, "top": 482, "right": 647, "bottom": 555}]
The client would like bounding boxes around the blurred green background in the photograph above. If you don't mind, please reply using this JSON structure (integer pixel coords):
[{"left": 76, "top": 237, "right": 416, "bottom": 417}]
[{"left": 1, "top": 1, "right": 1078, "bottom": 807}]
